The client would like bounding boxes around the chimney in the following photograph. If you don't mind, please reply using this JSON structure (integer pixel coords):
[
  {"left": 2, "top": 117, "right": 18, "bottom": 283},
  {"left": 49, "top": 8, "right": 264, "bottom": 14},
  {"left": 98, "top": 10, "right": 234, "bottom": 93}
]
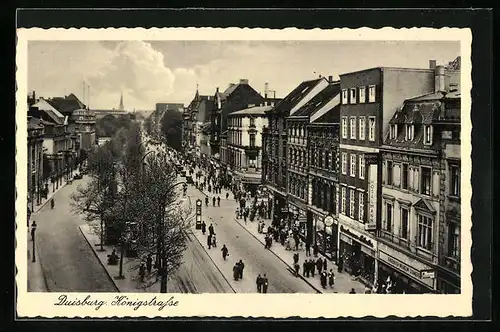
[
  {"left": 429, "top": 60, "right": 437, "bottom": 69},
  {"left": 240, "top": 79, "right": 249, "bottom": 85},
  {"left": 32, "top": 91, "right": 36, "bottom": 100},
  {"left": 216, "top": 87, "right": 219, "bottom": 93},
  {"left": 434, "top": 65, "right": 446, "bottom": 92},
  {"left": 328, "top": 75, "right": 333, "bottom": 83}
]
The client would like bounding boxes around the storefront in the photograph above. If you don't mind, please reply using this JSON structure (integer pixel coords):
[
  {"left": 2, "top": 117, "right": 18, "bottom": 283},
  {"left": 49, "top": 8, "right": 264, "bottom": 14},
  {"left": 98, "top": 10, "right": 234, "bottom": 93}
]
[
  {"left": 338, "top": 224, "right": 377, "bottom": 285},
  {"left": 267, "top": 186, "right": 287, "bottom": 226},
  {"left": 377, "top": 242, "right": 437, "bottom": 294},
  {"left": 287, "top": 198, "right": 308, "bottom": 241},
  {"left": 311, "top": 210, "right": 338, "bottom": 261}
]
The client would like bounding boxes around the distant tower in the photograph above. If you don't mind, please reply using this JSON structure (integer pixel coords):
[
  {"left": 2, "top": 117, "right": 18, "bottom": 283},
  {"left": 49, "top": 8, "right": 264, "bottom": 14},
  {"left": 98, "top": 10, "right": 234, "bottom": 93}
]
[{"left": 119, "top": 91, "right": 124, "bottom": 110}]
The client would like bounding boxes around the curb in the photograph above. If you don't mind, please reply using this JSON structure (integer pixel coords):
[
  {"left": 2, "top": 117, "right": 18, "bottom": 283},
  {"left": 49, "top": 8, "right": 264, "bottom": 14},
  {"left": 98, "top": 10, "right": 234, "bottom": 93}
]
[
  {"left": 185, "top": 230, "right": 236, "bottom": 293},
  {"left": 33, "top": 181, "right": 70, "bottom": 214},
  {"left": 233, "top": 218, "right": 323, "bottom": 294},
  {"left": 78, "top": 225, "right": 120, "bottom": 293}
]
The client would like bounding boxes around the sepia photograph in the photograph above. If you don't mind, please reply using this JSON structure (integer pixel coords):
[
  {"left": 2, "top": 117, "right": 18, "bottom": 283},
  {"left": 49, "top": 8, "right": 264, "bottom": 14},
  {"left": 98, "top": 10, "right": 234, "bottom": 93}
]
[{"left": 16, "top": 27, "right": 473, "bottom": 318}]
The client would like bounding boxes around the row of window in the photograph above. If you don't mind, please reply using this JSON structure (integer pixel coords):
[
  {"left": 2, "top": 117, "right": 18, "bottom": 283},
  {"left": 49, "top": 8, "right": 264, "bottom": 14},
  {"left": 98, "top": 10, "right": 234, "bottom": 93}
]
[
  {"left": 341, "top": 152, "right": 366, "bottom": 179},
  {"left": 340, "top": 187, "right": 365, "bottom": 222},
  {"left": 389, "top": 124, "right": 434, "bottom": 145},
  {"left": 341, "top": 85, "right": 377, "bottom": 105},
  {"left": 311, "top": 180, "right": 336, "bottom": 214},
  {"left": 310, "top": 148, "right": 336, "bottom": 171},
  {"left": 341, "top": 116, "right": 376, "bottom": 141},
  {"left": 228, "top": 117, "right": 243, "bottom": 127},
  {"left": 288, "top": 125, "right": 306, "bottom": 138}
]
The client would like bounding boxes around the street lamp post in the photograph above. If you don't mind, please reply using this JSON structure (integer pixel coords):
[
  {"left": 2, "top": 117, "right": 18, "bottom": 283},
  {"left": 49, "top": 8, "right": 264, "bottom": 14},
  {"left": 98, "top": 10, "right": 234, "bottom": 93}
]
[{"left": 31, "top": 222, "right": 37, "bottom": 263}]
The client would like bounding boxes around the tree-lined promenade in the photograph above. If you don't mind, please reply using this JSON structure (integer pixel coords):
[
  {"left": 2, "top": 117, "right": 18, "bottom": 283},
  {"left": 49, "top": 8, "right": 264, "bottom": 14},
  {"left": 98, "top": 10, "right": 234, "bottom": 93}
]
[{"left": 71, "top": 122, "right": 194, "bottom": 293}]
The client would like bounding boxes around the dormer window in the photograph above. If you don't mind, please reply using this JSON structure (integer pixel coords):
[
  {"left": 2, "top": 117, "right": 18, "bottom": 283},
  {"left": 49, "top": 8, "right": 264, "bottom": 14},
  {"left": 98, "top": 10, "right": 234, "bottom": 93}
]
[
  {"left": 390, "top": 124, "right": 398, "bottom": 139},
  {"left": 405, "top": 124, "right": 414, "bottom": 141},
  {"left": 423, "top": 125, "right": 433, "bottom": 145}
]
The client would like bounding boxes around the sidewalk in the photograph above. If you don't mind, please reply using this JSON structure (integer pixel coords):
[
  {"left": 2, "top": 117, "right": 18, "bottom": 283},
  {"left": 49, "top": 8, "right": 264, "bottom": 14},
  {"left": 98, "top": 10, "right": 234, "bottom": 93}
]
[
  {"left": 32, "top": 174, "right": 74, "bottom": 214},
  {"left": 234, "top": 217, "right": 366, "bottom": 294},
  {"left": 27, "top": 231, "right": 48, "bottom": 292}
]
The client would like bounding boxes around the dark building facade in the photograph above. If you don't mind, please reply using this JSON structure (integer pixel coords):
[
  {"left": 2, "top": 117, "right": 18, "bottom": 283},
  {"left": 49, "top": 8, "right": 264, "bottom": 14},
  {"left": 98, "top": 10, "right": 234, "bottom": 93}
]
[
  {"left": 262, "top": 77, "right": 329, "bottom": 226},
  {"left": 209, "top": 79, "right": 265, "bottom": 161},
  {"left": 337, "top": 60, "right": 461, "bottom": 287}
]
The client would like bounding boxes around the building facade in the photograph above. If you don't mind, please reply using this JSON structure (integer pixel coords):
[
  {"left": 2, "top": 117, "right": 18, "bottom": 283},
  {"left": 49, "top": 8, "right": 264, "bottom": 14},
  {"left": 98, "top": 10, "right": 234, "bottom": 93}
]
[
  {"left": 378, "top": 64, "right": 461, "bottom": 294},
  {"left": 262, "top": 77, "right": 330, "bottom": 226},
  {"left": 70, "top": 108, "right": 97, "bottom": 151},
  {"left": 209, "top": 79, "right": 265, "bottom": 161},
  {"left": 227, "top": 105, "right": 270, "bottom": 193},
  {"left": 337, "top": 59, "right": 461, "bottom": 288},
  {"left": 27, "top": 116, "right": 44, "bottom": 211}
]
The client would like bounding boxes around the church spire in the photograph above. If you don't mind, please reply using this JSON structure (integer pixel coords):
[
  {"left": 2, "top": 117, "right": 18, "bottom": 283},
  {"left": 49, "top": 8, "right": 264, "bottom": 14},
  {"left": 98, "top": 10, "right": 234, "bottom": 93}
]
[
  {"left": 119, "top": 91, "right": 124, "bottom": 110},
  {"left": 195, "top": 83, "right": 199, "bottom": 101}
]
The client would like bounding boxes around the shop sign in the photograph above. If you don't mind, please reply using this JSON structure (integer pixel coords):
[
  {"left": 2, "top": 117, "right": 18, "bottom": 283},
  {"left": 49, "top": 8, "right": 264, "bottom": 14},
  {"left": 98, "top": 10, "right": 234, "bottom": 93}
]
[
  {"left": 379, "top": 250, "right": 422, "bottom": 280},
  {"left": 340, "top": 233, "right": 352, "bottom": 245},
  {"left": 366, "top": 164, "right": 378, "bottom": 230},
  {"left": 339, "top": 224, "right": 376, "bottom": 248},
  {"left": 421, "top": 270, "right": 436, "bottom": 279}
]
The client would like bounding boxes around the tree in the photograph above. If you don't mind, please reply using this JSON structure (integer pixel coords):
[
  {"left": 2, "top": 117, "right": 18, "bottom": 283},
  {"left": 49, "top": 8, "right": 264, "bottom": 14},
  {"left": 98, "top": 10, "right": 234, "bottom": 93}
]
[
  {"left": 131, "top": 151, "right": 194, "bottom": 292},
  {"left": 160, "top": 109, "right": 183, "bottom": 151}
]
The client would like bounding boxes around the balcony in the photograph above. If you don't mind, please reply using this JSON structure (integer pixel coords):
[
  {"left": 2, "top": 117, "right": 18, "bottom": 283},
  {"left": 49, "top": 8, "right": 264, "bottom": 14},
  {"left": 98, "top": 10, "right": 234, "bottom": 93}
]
[
  {"left": 441, "top": 255, "right": 460, "bottom": 275},
  {"left": 376, "top": 229, "right": 438, "bottom": 264}
]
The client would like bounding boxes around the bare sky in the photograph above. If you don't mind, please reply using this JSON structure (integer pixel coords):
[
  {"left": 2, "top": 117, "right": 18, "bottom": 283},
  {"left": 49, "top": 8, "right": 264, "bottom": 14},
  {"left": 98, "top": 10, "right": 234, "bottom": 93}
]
[{"left": 28, "top": 40, "right": 460, "bottom": 110}]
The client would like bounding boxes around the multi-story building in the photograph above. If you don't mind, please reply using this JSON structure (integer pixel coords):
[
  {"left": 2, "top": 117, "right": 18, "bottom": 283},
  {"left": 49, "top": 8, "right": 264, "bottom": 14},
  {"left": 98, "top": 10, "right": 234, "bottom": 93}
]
[
  {"left": 28, "top": 104, "right": 72, "bottom": 191},
  {"left": 337, "top": 58, "right": 461, "bottom": 287},
  {"left": 184, "top": 90, "right": 215, "bottom": 155},
  {"left": 27, "top": 116, "right": 44, "bottom": 211},
  {"left": 210, "top": 79, "right": 265, "bottom": 162},
  {"left": 284, "top": 80, "right": 341, "bottom": 251},
  {"left": 226, "top": 104, "right": 270, "bottom": 193},
  {"left": 378, "top": 62, "right": 461, "bottom": 293},
  {"left": 70, "top": 108, "right": 97, "bottom": 151},
  {"left": 262, "top": 77, "right": 330, "bottom": 226}
]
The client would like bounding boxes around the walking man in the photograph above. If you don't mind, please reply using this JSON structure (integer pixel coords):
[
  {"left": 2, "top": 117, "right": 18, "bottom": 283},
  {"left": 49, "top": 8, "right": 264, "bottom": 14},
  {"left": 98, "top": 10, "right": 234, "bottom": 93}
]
[
  {"left": 205, "top": 196, "right": 209, "bottom": 207},
  {"left": 207, "top": 234, "right": 212, "bottom": 249},
  {"left": 302, "top": 260, "right": 307, "bottom": 277},
  {"left": 217, "top": 196, "right": 220, "bottom": 207},
  {"left": 238, "top": 259, "right": 245, "bottom": 279},
  {"left": 209, "top": 223, "right": 214, "bottom": 236},
  {"left": 305, "top": 242, "right": 311, "bottom": 256},
  {"left": 235, "top": 207, "right": 240, "bottom": 219},
  {"left": 328, "top": 269, "right": 335, "bottom": 288},
  {"left": 212, "top": 196, "right": 216, "bottom": 207},
  {"left": 201, "top": 221, "right": 206, "bottom": 235},
  {"left": 262, "top": 274, "right": 269, "bottom": 293},
  {"left": 256, "top": 274, "right": 263, "bottom": 293},
  {"left": 226, "top": 192, "right": 229, "bottom": 200},
  {"left": 30, "top": 221, "right": 37, "bottom": 241},
  {"left": 221, "top": 244, "right": 229, "bottom": 260},
  {"left": 317, "top": 257, "right": 323, "bottom": 275}
]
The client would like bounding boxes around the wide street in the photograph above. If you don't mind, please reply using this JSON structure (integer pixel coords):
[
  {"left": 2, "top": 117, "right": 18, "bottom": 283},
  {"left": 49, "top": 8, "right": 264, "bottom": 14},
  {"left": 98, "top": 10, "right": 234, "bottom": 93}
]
[
  {"left": 183, "top": 183, "right": 317, "bottom": 293},
  {"left": 31, "top": 176, "right": 234, "bottom": 293},
  {"left": 32, "top": 177, "right": 117, "bottom": 292}
]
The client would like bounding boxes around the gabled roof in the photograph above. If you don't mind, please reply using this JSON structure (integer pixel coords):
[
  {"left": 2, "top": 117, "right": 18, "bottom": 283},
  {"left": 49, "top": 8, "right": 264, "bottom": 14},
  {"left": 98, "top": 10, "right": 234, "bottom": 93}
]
[
  {"left": 230, "top": 105, "right": 272, "bottom": 116},
  {"left": 46, "top": 94, "right": 86, "bottom": 115},
  {"left": 28, "top": 116, "right": 44, "bottom": 130},
  {"left": 270, "top": 78, "right": 324, "bottom": 115},
  {"left": 311, "top": 104, "right": 340, "bottom": 124},
  {"left": 32, "top": 99, "right": 65, "bottom": 125},
  {"left": 292, "top": 82, "right": 341, "bottom": 117}
]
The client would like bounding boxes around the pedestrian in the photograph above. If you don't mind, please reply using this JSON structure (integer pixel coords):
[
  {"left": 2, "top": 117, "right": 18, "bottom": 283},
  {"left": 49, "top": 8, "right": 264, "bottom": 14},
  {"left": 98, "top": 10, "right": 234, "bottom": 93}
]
[
  {"left": 139, "top": 263, "right": 146, "bottom": 282},
  {"left": 256, "top": 274, "right": 263, "bottom": 293},
  {"left": 212, "top": 196, "right": 216, "bottom": 207},
  {"left": 50, "top": 198, "right": 55, "bottom": 209},
  {"left": 238, "top": 259, "right": 245, "bottom": 279},
  {"left": 294, "top": 263, "right": 300, "bottom": 277},
  {"left": 323, "top": 258, "right": 327, "bottom": 272},
  {"left": 235, "top": 207, "right": 240, "bottom": 219},
  {"left": 294, "top": 237, "right": 299, "bottom": 251},
  {"left": 321, "top": 271, "right": 327, "bottom": 289},
  {"left": 262, "top": 274, "right": 269, "bottom": 293},
  {"left": 338, "top": 256, "right": 344, "bottom": 273},
  {"left": 207, "top": 234, "right": 212, "bottom": 249},
  {"left": 217, "top": 196, "right": 220, "bottom": 206},
  {"left": 211, "top": 234, "right": 217, "bottom": 247},
  {"left": 302, "top": 260, "right": 307, "bottom": 277},
  {"left": 146, "top": 253, "right": 152, "bottom": 274},
  {"left": 328, "top": 269, "right": 335, "bottom": 288},
  {"left": 205, "top": 196, "right": 209, "bottom": 207},
  {"left": 313, "top": 243, "right": 318, "bottom": 257},
  {"left": 30, "top": 220, "right": 37, "bottom": 241},
  {"left": 221, "top": 244, "right": 229, "bottom": 260},
  {"left": 293, "top": 252, "right": 299, "bottom": 265},
  {"left": 201, "top": 221, "right": 206, "bottom": 235},
  {"left": 311, "top": 258, "right": 316, "bottom": 277},
  {"left": 316, "top": 257, "right": 323, "bottom": 275},
  {"left": 349, "top": 288, "right": 356, "bottom": 294},
  {"left": 305, "top": 242, "right": 311, "bottom": 256},
  {"left": 209, "top": 223, "right": 214, "bottom": 236},
  {"left": 233, "top": 263, "right": 240, "bottom": 281},
  {"left": 243, "top": 212, "right": 247, "bottom": 224},
  {"left": 226, "top": 192, "right": 229, "bottom": 200}
]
